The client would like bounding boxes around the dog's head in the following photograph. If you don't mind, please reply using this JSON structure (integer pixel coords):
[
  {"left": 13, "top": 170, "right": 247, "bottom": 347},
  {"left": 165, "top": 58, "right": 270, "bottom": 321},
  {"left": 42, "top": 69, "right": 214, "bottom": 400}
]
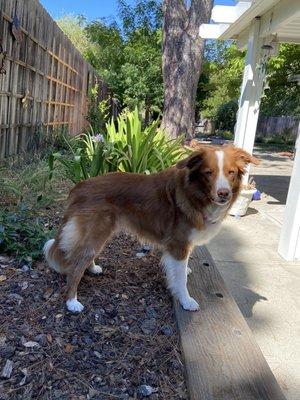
[{"left": 176, "top": 145, "right": 259, "bottom": 207}]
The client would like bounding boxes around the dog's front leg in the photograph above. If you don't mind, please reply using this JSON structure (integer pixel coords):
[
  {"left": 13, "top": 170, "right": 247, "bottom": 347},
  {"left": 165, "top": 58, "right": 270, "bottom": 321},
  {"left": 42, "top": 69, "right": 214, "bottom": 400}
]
[{"left": 162, "top": 252, "right": 199, "bottom": 311}]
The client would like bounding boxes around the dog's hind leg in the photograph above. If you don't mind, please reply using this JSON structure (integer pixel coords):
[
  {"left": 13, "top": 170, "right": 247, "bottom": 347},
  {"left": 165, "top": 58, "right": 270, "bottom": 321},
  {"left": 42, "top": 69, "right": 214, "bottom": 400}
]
[
  {"left": 65, "top": 250, "right": 95, "bottom": 313},
  {"left": 64, "top": 213, "right": 115, "bottom": 312}
]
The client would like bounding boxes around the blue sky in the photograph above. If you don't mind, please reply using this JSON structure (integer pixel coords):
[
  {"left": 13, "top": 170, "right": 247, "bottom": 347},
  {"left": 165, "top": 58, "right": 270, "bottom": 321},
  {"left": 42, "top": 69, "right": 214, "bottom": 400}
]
[{"left": 40, "top": 0, "right": 235, "bottom": 21}]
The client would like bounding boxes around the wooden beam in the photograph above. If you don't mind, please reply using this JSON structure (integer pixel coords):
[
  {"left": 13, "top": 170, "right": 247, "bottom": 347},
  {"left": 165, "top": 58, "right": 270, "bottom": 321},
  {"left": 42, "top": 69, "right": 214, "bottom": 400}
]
[
  {"left": 44, "top": 121, "right": 70, "bottom": 126},
  {"left": 175, "top": 246, "right": 286, "bottom": 400},
  {"left": 47, "top": 50, "right": 78, "bottom": 75},
  {"left": 46, "top": 75, "right": 79, "bottom": 92},
  {"left": 45, "top": 101, "right": 75, "bottom": 107}
]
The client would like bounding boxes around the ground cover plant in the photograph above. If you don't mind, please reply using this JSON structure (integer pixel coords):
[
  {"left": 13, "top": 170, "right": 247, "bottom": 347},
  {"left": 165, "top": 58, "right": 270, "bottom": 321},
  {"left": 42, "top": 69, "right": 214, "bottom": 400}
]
[{"left": 0, "top": 155, "right": 70, "bottom": 264}]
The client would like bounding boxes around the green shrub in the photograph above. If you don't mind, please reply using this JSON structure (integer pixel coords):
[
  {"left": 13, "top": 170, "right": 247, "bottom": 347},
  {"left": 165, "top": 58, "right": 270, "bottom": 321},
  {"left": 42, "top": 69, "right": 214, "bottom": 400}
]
[
  {"left": 215, "top": 100, "right": 238, "bottom": 132},
  {"left": 215, "top": 130, "right": 234, "bottom": 140},
  {"left": 0, "top": 206, "right": 52, "bottom": 262},
  {"left": 49, "top": 108, "right": 184, "bottom": 183},
  {"left": 257, "top": 129, "right": 295, "bottom": 146}
]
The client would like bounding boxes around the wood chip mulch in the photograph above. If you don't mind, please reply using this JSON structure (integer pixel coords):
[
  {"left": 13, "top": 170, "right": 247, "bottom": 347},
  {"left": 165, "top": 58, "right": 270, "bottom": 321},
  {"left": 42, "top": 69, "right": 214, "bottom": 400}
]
[{"left": 0, "top": 235, "right": 188, "bottom": 400}]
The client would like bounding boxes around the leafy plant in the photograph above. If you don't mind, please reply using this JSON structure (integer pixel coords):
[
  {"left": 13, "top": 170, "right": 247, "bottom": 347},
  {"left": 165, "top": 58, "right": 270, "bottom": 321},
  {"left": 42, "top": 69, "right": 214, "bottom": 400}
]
[
  {"left": 215, "top": 130, "right": 234, "bottom": 140},
  {"left": 0, "top": 206, "right": 52, "bottom": 261},
  {"left": 105, "top": 108, "right": 183, "bottom": 173},
  {"left": 49, "top": 108, "right": 184, "bottom": 183}
]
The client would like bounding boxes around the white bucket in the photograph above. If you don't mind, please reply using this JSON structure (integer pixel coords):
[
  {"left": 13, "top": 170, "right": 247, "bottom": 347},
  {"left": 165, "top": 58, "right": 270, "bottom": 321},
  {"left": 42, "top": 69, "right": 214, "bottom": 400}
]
[{"left": 229, "top": 189, "right": 256, "bottom": 217}]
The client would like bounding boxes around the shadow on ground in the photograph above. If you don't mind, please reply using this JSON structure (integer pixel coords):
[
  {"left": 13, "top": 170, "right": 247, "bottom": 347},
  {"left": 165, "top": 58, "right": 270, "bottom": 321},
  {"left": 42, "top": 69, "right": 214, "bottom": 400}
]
[{"left": 252, "top": 175, "right": 290, "bottom": 204}]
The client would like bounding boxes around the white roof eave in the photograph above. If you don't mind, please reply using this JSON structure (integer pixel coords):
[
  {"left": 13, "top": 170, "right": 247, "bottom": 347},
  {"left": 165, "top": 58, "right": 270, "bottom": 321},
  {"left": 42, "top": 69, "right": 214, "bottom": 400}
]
[{"left": 218, "top": 0, "right": 281, "bottom": 40}]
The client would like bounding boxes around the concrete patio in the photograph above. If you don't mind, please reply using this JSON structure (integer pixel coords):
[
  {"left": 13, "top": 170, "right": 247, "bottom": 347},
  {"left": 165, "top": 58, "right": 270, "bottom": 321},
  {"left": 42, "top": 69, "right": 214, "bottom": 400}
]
[{"left": 206, "top": 149, "right": 300, "bottom": 399}]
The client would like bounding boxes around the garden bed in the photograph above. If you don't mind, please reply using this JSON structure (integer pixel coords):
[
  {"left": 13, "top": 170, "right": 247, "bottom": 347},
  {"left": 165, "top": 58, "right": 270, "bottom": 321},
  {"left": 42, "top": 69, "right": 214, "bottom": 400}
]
[{"left": 0, "top": 234, "right": 187, "bottom": 399}]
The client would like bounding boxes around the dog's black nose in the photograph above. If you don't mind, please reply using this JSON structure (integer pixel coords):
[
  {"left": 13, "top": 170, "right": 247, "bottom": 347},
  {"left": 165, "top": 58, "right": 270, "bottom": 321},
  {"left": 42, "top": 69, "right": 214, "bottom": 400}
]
[{"left": 217, "top": 188, "right": 230, "bottom": 199}]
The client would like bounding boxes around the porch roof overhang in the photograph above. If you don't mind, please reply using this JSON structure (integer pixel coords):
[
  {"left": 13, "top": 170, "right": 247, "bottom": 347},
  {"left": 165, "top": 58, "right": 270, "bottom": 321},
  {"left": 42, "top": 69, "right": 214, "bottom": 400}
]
[{"left": 200, "top": 0, "right": 300, "bottom": 46}]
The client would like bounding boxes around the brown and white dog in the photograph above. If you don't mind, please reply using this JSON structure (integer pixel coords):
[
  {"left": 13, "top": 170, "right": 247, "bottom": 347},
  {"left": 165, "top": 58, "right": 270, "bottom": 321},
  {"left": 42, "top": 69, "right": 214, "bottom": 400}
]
[{"left": 44, "top": 145, "right": 258, "bottom": 313}]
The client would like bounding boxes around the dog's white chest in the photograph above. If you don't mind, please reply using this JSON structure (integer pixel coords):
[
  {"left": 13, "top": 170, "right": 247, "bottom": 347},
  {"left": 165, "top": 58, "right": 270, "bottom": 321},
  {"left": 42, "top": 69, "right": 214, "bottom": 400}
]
[
  {"left": 189, "top": 222, "right": 222, "bottom": 246},
  {"left": 188, "top": 204, "right": 227, "bottom": 246}
]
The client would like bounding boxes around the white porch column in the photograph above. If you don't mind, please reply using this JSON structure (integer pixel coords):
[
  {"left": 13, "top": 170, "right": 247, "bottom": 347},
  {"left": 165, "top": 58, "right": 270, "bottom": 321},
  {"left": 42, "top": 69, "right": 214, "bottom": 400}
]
[
  {"left": 234, "top": 18, "right": 265, "bottom": 183},
  {"left": 278, "top": 126, "right": 300, "bottom": 261}
]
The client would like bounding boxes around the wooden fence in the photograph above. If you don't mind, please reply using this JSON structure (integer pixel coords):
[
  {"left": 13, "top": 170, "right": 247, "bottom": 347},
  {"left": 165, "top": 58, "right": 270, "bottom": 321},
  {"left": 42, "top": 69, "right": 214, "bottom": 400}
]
[
  {"left": 0, "top": 0, "right": 108, "bottom": 158},
  {"left": 256, "top": 115, "right": 299, "bottom": 138}
]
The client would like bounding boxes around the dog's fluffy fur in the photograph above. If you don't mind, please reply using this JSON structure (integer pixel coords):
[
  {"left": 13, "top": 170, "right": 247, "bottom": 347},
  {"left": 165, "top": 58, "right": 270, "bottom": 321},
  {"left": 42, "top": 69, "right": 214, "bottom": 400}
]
[{"left": 44, "top": 145, "right": 258, "bottom": 312}]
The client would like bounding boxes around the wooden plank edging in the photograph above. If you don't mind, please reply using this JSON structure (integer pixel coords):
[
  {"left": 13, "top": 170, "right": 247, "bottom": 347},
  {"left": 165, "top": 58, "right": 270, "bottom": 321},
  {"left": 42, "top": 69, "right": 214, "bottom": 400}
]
[{"left": 174, "top": 246, "right": 286, "bottom": 400}]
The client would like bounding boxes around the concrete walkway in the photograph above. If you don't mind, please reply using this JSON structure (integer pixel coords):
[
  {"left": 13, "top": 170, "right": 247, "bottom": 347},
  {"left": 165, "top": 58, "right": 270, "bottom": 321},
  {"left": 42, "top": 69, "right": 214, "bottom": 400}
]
[{"left": 206, "top": 149, "right": 300, "bottom": 400}]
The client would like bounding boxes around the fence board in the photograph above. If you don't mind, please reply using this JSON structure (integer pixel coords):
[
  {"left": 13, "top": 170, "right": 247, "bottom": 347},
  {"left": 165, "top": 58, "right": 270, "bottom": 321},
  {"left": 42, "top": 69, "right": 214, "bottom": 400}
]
[
  {"left": 257, "top": 116, "right": 299, "bottom": 138},
  {"left": 0, "top": 0, "right": 108, "bottom": 157}
]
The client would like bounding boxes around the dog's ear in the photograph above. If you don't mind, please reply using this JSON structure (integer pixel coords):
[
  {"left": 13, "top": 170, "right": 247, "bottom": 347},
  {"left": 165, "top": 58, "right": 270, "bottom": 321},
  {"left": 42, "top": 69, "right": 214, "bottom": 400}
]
[
  {"left": 176, "top": 151, "right": 204, "bottom": 170},
  {"left": 233, "top": 148, "right": 260, "bottom": 165},
  {"left": 232, "top": 147, "right": 260, "bottom": 174}
]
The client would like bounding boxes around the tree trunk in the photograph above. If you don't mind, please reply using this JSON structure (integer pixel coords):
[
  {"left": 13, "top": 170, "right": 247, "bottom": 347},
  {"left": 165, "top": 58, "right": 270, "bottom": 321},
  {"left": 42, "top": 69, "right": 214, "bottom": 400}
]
[{"left": 161, "top": 0, "right": 213, "bottom": 139}]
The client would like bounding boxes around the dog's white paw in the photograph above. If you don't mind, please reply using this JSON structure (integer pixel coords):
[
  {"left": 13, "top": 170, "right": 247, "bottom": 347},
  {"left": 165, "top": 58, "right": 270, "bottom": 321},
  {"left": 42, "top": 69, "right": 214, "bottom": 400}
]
[
  {"left": 187, "top": 267, "right": 192, "bottom": 275},
  {"left": 88, "top": 264, "right": 103, "bottom": 275},
  {"left": 66, "top": 298, "right": 84, "bottom": 313},
  {"left": 180, "top": 296, "right": 199, "bottom": 311}
]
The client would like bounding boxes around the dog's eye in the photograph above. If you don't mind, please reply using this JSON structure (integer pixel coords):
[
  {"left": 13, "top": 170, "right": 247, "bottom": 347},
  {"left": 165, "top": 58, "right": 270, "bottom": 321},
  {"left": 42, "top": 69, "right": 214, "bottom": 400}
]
[
  {"left": 229, "top": 170, "right": 235, "bottom": 175},
  {"left": 204, "top": 170, "right": 212, "bottom": 176}
]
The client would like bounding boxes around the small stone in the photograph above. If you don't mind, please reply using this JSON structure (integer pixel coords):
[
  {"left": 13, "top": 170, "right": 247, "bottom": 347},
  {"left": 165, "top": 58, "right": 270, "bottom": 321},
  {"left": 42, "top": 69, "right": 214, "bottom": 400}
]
[
  {"left": 141, "top": 319, "right": 156, "bottom": 334},
  {"left": 136, "top": 252, "right": 146, "bottom": 258},
  {"left": 20, "top": 281, "right": 28, "bottom": 290},
  {"left": 145, "top": 307, "right": 157, "bottom": 318},
  {"left": 121, "top": 324, "right": 129, "bottom": 332},
  {"left": 21, "top": 265, "right": 29, "bottom": 272},
  {"left": 8, "top": 293, "right": 23, "bottom": 305},
  {"left": 0, "top": 345, "right": 16, "bottom": 358},
  {"left": 1, "top": 360, "right": 13, "bottom": 379},
  {"left": 23, "top": 341, "right": 39, "bottom": 348},
  {"left": 83, "top": 336, "right": 93, "bottom": 345},
  {"left": 65, "top": 343, "right": 74, "bottom": 353},
  {"left": 19, "top": 368, "right": 28, "bottom": 386},
  {"left": 46, "top": 334, "right": 53, "bottom": 343},
  {"left": 160, "top": 325, "right": 174, "bottom": 336},
  {"left": 88, "top": 388, "right": 98, "bottom": 398},
  {"left": 0, "top": 255, "right": 11, "bottom": 265},
  {"left": 71, "top": 336, "right": 78, "bottom": 345},
  {"left": 138, "top": 385, "right": 153, "bottom": 397},
  {"left": 0, "top": 336, "right": 6, "bottom": 346},
  {"left": 93, "top": 351, "right": 102, "bottom": 359},
  {"left": 34, "top": 334, "right": 47, "bottom": 346}
]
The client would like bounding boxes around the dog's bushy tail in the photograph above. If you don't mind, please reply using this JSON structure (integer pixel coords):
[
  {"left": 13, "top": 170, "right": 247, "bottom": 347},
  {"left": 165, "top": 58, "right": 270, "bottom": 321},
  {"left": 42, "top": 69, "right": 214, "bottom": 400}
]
[{"left": 43, "top": 239, "right": 62, "bottom": 273}]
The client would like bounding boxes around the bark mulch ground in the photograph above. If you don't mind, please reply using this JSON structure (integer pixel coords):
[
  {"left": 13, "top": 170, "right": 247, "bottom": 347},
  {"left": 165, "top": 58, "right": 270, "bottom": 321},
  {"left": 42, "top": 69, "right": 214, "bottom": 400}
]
[{"left": 0, "top": 234, "right": 188, "bottom": 400}]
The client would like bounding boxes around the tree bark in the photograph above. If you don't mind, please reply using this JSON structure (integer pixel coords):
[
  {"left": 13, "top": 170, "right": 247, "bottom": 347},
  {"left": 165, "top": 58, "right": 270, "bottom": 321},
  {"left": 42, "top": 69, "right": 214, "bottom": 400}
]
[{"left": 161, "top": 0, "right": 213, "bottom": 139}]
